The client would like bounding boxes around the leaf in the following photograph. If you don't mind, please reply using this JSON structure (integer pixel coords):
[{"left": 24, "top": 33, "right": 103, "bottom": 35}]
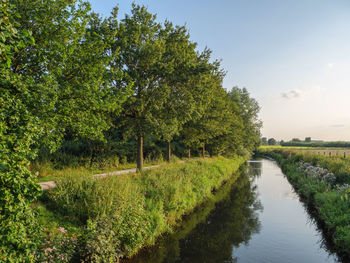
[
  {"left": 22, "top": 29, "right": 29, "bottom": 37},
  {"left": 18, "top": 40, "right": 25, "bottom": 48},
  {"left": 6, "top": 58, "right": 11, "bottom": 68},
  {"left": 29, "top": 36, "right": 35, "bottom": 45}
]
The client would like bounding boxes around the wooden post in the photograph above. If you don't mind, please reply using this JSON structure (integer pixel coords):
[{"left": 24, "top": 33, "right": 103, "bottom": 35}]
[
  {"left": 344, "top": 152, "right": 346, "bottom": 158},
  {"left": 329, "top": 152, "right": 331, "bottom": 156}
]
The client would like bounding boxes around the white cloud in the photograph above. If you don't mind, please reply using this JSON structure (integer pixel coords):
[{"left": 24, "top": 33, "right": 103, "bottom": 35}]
[
  {"left": 281, "top": 89, "right": 303, "bottom": 99},
  {"left": 328, "top": 63, "right": 334, "bottom": 69},
  {"left": 280, "top": 86, "right": 324, "bottom": 100}
]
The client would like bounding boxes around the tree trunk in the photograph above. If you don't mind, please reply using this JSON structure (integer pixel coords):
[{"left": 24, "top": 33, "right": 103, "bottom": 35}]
[
  {"left": 167, "top": 141, "right": 171, "bottom": 162},
  {"left": 137, "top": 134, "right": 143, "bottom": 171},
  {"left": 202, "top": 143, "right": 205, "bottom": 158},
  {"left": 188, "top": 147, "right": 191, "bottom": 159}
]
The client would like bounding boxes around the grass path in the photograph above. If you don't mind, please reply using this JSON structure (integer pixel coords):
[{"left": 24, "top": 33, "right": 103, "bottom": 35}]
[{"left": 39, "top": 164, "right": 161, "bottom": 190}]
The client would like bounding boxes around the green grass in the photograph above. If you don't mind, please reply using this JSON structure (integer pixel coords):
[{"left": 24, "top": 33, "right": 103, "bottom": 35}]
[
  {"left": 33, "top": 160, "right": 166, "bottom": 183},
  {"left": 38, "top": 156, "right": 246, "bottom": 261}
]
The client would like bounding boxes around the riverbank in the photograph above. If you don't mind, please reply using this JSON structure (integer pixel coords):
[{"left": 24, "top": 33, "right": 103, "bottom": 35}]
[
  {"left": 124, "top": 162, "right": 252, "bottom": 263},
  {"left": 257, "top": 149, "right": 350, "bottom": 260},
  {"left": 38, "top": 156, "right": 246, "bottom": 262}
]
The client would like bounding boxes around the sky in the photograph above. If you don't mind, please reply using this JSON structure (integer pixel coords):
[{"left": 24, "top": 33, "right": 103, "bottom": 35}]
[{"left": 89, "top": 0, "right": 350, "bottom": 141}]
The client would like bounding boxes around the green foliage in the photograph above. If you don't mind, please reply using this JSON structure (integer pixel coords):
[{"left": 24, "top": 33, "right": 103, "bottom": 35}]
[
  {"left": 35, "top": 227, "right": 77, "bottom": 263},
  {"left": 46, "top": 157, "right": 245, "bottom": 260},
  {"left": 268, "top": 138, "right": 276, "bottom": 145},
  {"left": 229, "top": 87, "right": 262, "bottom": 151},
  {"left": 1, "top": 0, "right": 262, "bottom": 259},
  {"left": 10, "top": 0, "right": 131, "bottom": 148},
  {"left": 0, "top": 3, "right": 41, "bottom": 260},
  {"left": 0, "top": 78, "right": 41, "bottom": 260}
]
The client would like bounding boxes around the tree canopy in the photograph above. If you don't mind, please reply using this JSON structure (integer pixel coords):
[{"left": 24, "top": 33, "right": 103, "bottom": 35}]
[{"left": 0, "top": 1, "right": 262, "bottom": 259}]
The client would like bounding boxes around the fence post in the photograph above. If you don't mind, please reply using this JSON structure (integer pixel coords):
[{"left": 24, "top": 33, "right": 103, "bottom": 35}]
[{"left": 344, "top": 152, "right": 346, "bottom": 158}]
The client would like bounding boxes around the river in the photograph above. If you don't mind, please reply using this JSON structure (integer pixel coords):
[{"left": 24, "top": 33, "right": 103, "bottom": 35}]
[{"left": 127, "top": 159, "right": 340, "bottom": 263}]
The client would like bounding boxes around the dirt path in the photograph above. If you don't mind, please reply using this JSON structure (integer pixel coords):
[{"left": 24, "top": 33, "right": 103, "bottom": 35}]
[{"left": 39, "top": 164, "right": 161, "bottom": 191}]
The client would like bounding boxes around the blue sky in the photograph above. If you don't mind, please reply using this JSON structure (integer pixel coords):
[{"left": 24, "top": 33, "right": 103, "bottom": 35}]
[{"left": 89, "top": 0, "right": 350, "bottom": 141}]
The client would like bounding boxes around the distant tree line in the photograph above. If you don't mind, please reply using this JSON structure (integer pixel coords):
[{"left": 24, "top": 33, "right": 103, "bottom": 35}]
[
  {"left": 261, "top": 136, "right": 350, "bottom": 147},
  {"left": 280, "top": 141, "right": 350, "bottom": 148},
  {"left": 0, "top": 0, "right": 262, "bottom": 259},
  {"left": 261, "top": 137, "right": 276, "bottom": 145}
]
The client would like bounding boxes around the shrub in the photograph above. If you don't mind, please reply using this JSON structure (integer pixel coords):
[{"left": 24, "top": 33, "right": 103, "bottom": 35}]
[{"left": 35, "top": 227, "right": 77, "bottom": 263}]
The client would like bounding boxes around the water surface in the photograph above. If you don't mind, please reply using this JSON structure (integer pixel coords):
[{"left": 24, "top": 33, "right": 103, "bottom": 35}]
[{"left": 128, "top": 159, "right": 339, "bottom": 263}]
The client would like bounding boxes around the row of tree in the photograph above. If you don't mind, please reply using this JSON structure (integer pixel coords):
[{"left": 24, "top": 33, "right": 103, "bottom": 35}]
[{"left": 0, "top": 0, "right": 261, "bottom": 259}]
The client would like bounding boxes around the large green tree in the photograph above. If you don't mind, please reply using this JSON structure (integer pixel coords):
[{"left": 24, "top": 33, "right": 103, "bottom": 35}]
[
  {"left": 11, "top": 0, "right": 130, "bottom": 149},
  {"left": 228, "top": 87, "right": 262, "bottom": 153},
  {"left": 1, "top": 0, "right": 130, "bottom": 260},
  {"left": 0, "top": 1, "right": 41, "bottom": 260},
  {"left": 181, "top": 56, "right": 226, "bottom": 157},
  {"left": 114, "top": 4, "right": 169, "bottom": 170},
  {"left": 151, "top": 23, "right": 207, "bottom": 162}
]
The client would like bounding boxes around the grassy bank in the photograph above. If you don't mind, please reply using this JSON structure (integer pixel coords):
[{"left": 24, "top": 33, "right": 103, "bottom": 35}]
[
  {"left": 38, "top": 156, "right": 246, "bottom": 262},
  {"left": 258, "top": 148, "right": 350, "bottom": 260},
  {"left": 31, "top": 158, "right": 165, "bottom": 183},
  {"left": 126, "top": 165, "right": 259, "bottom": 263}
]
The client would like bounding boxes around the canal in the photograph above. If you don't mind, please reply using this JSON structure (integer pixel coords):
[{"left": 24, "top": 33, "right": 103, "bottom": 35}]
[{"left": 127, "top": 159, "right": 339, "bottom": 263}]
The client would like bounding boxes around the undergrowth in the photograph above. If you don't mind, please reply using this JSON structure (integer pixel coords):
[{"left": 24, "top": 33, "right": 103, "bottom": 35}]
[{"left": 40, "top": 156, "right": 246, "bottom": 262}]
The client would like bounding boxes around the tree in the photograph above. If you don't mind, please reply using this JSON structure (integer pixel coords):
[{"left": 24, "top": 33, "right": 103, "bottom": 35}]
[
  {"left": 261, "top": 137, "right": 267, "bottom": 145},
  {"left": 10, "top": 0, "right": 130, "bottom": 150},
  {"left": 0, "top": 1, "right": 41, "bottom": 260},
  {"left": 305, "top": 137, "right": 311, "bottom": 142},
  {"left": 146, "top": 22, "right": 197, "bottom": 162},
  {"left": 114, "top": 4, "right": 209, "bottom": 168},
  {"left": 180, "top": 55, "right": 226, "bottom": 158},
  {"left": 197, "top": 85, "right": 236, "bottom": 157},
  {"left": 228, "top": 87, "right": 262, "bottom": 153},
  {"left": 1, "top": 1, "right": 131, "bottom": 259},
  {"left": 268, "top": 138, "right": 276, "bottom": 145}
]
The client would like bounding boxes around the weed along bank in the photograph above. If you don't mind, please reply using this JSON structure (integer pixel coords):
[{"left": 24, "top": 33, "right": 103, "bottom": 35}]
[{"left": 37, "top": 157, "right": 247, "bottom": 261}]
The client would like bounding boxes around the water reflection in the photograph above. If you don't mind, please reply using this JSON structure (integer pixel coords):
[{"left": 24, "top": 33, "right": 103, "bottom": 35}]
[
  {"left": 233, "top": 159, "right": 338, "bottom": 263},
  {"left": 247, "top": 160, "right": 262, "bottom": 178},
  {"left": 127, "top": 167, "right": 262, "bottom": 263},
  {"left": 127, "top": 159, "right": 340, "bottom": 263}
]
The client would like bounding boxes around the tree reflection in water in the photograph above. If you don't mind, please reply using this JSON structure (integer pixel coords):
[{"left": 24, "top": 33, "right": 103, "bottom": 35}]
[
  {"left": 247, "top": 159, "right": 262, "bottom": 178},
  {"left": 126, "top": 165, "right": 262, "bottom": 263}
]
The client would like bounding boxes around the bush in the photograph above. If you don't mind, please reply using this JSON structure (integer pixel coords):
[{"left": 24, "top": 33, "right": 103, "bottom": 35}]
[{"left": 35, "top": 227, "right": 77, "bottom": 263}]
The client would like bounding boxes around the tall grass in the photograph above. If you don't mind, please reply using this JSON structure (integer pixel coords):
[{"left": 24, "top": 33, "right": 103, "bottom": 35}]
[
  {"left": 31, "top": 157, "right": 165, "bottom": 183},
  {"left": 45, "top": 156, "right": 245, "bottom": 261}
]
